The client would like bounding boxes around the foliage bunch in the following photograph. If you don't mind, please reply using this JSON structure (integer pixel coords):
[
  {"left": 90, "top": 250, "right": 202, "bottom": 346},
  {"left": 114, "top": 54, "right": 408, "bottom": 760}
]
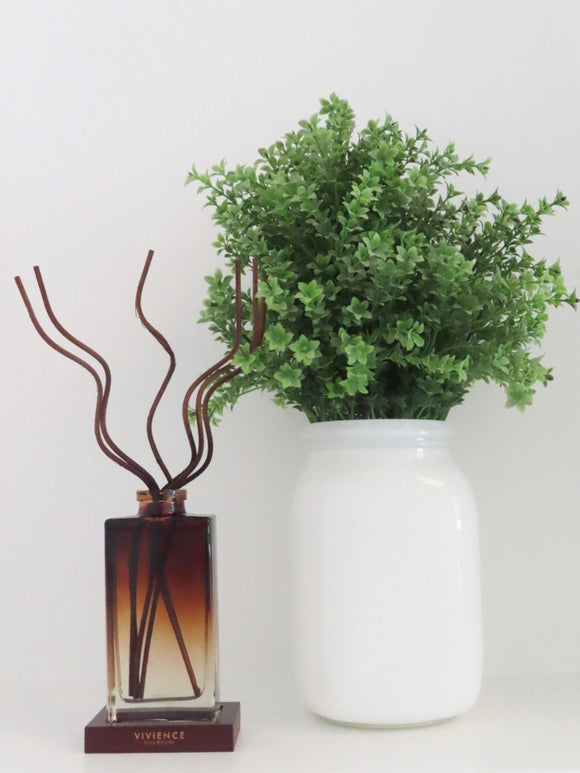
[{"left": 186, "top": 94, "right": 576, "bottom": 422}]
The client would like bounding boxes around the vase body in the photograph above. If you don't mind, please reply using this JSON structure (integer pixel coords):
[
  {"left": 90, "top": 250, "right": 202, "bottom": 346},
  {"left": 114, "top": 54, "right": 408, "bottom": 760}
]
[
  {"left": 105, "top": 490, "right": 219, "bottom": 722},
  {"left": 292, "top": 419, "right": 483, "bottom": 727}
]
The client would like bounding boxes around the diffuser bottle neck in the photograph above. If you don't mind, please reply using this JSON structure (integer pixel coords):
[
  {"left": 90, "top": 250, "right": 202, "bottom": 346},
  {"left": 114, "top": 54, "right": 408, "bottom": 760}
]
[{"left": 137, "top": 489, "right": 187, "bottom": 517}]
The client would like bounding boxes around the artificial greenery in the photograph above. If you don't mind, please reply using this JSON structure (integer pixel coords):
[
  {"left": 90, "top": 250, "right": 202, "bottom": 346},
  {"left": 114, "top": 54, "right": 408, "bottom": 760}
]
[{"left": 186, "top": 94, "right": 576, "bottom": 422}]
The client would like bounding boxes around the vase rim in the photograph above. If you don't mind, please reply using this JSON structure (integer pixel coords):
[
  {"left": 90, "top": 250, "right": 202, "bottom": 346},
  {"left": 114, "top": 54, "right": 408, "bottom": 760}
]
[
  {"left": 136, "top": 489, "right": 187, "bottom": 517},
  {"left": 303, "top": 419, "right": 453, "bottom": 446},
  {"left": 137, "top": 489, "right": 187, "bottom": 500}
]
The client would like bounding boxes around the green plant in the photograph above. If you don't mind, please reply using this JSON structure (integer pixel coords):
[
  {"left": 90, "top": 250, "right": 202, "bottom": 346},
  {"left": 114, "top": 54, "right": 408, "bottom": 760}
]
[{"left": 186, "top": 94, "right": 577, "bottom": 422}]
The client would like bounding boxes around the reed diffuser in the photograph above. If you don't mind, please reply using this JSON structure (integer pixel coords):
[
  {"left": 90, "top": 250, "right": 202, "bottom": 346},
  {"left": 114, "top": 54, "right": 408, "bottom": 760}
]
[{"left": 15, "top": 252, "right": 264, "bottom": 753}]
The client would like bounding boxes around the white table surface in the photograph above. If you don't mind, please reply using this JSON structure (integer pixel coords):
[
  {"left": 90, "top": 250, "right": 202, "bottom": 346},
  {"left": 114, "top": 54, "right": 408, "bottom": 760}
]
[{"left": 1, "top": 676, "right": 579, "bottom": 773}]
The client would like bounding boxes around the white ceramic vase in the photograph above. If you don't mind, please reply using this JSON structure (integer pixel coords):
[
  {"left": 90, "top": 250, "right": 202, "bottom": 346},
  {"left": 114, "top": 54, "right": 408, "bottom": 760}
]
[{"left": 292, "top": 419, "right": 483, "bottom": 727}]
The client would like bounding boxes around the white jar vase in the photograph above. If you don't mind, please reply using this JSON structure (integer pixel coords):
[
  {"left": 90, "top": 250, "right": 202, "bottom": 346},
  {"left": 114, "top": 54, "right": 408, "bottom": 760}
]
[{"left": 292, "top": 419, "right": 483, "bottom": 727}]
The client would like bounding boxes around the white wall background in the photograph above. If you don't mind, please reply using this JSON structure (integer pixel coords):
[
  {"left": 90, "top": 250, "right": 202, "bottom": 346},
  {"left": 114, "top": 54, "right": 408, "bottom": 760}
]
[{"left": 1, "top": 0, "right": 579, "bottom": 708}]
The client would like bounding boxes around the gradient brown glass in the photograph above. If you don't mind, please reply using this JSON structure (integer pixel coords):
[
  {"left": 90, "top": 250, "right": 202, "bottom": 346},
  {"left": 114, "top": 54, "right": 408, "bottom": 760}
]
[{"left": 105, "top": 490, "right": 219, "bottom": 722}]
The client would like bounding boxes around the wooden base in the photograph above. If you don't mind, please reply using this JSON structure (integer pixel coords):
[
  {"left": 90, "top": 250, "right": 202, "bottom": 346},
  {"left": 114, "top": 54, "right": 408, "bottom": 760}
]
[{"left": 84, "top": 702, "right": 240, "bottom": 753}]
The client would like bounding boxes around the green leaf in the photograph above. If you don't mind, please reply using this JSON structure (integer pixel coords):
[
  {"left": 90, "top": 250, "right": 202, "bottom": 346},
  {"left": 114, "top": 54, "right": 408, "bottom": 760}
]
[
  {"left": 232, "top": 345, "right": 266, "bottom": 375},
  {"left": 340, "top": 364, "right": 370, "bottom": 396},
  {"left": 296, "top": 280, "right": 324, "bottom": 306},
  {"left": 505, "top": 384, "right": 535, "bottom": 411},
  {"left": 264, "top": 323, "right": 293, "bottom": 353},
  {"left": 343, "top": 296, "right": 373, "bottom": 323},
  {"left": 274, "top": 363, "right": 303, "bottom": 389},
  {"left": 290, "top": 335, "right": 321, "bottom": 366}
]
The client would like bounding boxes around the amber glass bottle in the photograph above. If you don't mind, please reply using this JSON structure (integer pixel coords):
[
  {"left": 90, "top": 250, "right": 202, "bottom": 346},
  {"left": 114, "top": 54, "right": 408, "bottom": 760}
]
[{"left": 105, "top": 490, "right": 219, "bottom": 722}]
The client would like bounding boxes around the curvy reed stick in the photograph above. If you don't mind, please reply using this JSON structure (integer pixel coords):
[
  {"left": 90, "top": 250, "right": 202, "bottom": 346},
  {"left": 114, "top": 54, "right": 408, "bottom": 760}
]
[
  {"left": 135, "top": 250, "right": 176, "bottom": 484},
  {"left": 172, "top": 362, "right": 237, "bottom": 490},
  {"left": 177, "top": 286, "right": 265, "bottom": 488},
  {"left": 14, "top": 274, "right": 159, "bottom": 492},
  {"left": 15, "top": 252, "right": 266, "bottom": 495},
  {"left": 174, "top": 260, "right": 244, "bottom": 484},
  {"left": 250, "top": 258, "right": 266, "bottom": 352},
  {"left": 31, "top": 266, "right": 159, "bottom": 492},
  {"left": 182, "top": 365, "right": 242, "bottom": 486},
  {"left": 170, "top": 259, "right": 265, "bottom": 490}
]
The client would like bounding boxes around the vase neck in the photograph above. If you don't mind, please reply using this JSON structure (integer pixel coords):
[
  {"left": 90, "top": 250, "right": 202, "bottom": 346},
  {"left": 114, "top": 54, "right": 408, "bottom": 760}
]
[
  {"left": 303, "top": 419, "right": 453, "bottom": 451},
  {"left": 137, "top": 489, "right": 187, "bottom": 517}
]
